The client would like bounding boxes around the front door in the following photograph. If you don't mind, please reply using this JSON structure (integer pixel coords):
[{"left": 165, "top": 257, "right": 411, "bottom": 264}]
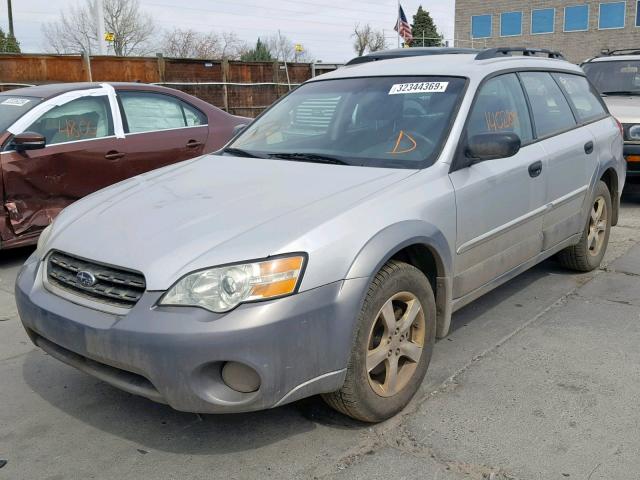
[
  {"left": 449, "top": 73, "right": 547, "bottom": 299},
  {"left": 1, "top": 95, "right": 128, "bottom": 237}
]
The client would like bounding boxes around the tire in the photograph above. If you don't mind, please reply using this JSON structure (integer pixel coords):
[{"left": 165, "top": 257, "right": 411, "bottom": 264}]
[
  {"left": 557, "top": 180, "right": 612, "bottom": 272},
  {"left": 322, "top": 260, "right": 436, "bottom": 422}
]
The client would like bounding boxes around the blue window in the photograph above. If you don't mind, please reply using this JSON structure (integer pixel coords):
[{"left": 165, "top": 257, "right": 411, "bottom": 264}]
[
  {"left": 599, "top": 2, "right": 626, "bottom": 29},
  {"left": 532, "top": 8, "right": 555, "bottom": 34},
  {"left": 472, "top": 14, "right": 492, "bottom": 38},
  {"left": 500, "top": 11, "right": 523, "bottom": 36},
  {"left": 564, "top": 4, "right": 590, "bottom": 31},
  {"left": 636, "top": 0, "right": 640, "bottom": 26}
]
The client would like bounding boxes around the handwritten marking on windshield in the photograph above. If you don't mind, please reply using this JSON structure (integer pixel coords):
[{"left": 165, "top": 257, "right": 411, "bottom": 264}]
[{"left": 389, "top": 130, "right": 417, "bottom": 154}]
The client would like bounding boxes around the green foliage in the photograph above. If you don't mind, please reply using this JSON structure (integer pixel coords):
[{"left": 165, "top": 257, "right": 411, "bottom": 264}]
[
  {"left": 410, "top": 6, "right": 442, "bottom": 47},
  {"left": 0, "top": 28, "right": 21, "bottom": 53},
  {"left": 240, "top": 38, "right": 273, "bottom": 62}
]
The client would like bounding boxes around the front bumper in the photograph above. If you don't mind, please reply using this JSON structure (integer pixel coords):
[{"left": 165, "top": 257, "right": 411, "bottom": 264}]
[
  {"left": 16, "top": 255, "right": 368, "bottom": 413},
  {"left": 624, "top": 143, "right": 640, "bottom": 178}
]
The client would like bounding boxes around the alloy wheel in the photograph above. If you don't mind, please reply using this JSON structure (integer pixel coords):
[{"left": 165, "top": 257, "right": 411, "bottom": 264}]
[
  {"left": 366, "top": 292, "right": 426, "bottom": 397},
  {"left": 588, "top": 196, "right": 608, "bottom": 257}
]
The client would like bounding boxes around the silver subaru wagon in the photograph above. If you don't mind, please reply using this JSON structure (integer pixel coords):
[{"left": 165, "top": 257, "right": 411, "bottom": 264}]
[{"left": 16, "top": 47, "right": 625, "bottom": 422}]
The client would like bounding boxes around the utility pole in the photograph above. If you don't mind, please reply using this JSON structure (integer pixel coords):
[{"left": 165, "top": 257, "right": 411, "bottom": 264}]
[
  {"left": 7, "top": 0, "right": 14, "bottom": 37},
  {"left": 95, "top": 0, "right": 106, "bottom": 55}
]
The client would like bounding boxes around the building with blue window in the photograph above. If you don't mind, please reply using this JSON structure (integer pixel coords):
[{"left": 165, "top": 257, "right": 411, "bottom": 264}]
[{"left": 455, "top": 1, "right": 640, "bottom": 63}]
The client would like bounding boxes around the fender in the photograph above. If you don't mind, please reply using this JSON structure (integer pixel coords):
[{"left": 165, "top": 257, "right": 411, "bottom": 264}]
[
  {"left": 345, "top": 220, "right": 454, "bottom": 338},
  {"left": 586, "top": 156, "right": 623, "bottom": 227}
]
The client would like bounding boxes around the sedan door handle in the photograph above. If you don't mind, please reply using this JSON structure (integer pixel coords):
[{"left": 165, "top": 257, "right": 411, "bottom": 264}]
[
  {"left": 584, "top": 141, "right": 594, "bottom": 154},
  {"left": 528, "top": 160, "right": 543, "bottom": 178},
  {"left": 104, "top": 151, "right": 125, "bottom": 160},
  {"left": 186, "top": 140, "right": 204, "bottom": 148}
]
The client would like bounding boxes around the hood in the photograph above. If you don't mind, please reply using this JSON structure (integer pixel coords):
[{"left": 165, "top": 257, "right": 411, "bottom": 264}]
[
  {"left": 602, "top": 95, "right": 640, "bottom": 124},
  {"left": 47, "top": 154, "right": 415, "bottom": 290}
]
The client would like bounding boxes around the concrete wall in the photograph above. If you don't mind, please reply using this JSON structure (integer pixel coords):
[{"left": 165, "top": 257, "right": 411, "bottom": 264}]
[{"left": 455, "top": 0, "right": 640, "bottom": 63}]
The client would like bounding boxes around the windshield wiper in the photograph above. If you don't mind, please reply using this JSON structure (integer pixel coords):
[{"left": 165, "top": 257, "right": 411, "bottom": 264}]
[
  {"left": 222, "top": 147, "right": 267, "bottom": 158},
  {"left": 601, "top": 90, "right": 640, "bottom": 96},
  {"left": 267, "top": 152, "right": 350, "bottom": 165}
]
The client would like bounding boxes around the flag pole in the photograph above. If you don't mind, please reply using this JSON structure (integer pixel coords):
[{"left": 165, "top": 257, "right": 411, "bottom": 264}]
[{"left": 397, "top": 1, "right": 400, "bottom": 48}]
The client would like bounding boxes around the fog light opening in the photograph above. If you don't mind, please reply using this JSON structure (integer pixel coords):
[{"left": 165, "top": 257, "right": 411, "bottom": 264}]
[{"left": 221, "top": 361, "right": 261, "bottom": 393}]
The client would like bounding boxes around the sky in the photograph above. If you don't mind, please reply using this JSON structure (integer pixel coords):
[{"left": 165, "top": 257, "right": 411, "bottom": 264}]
[{"left": 2, "top": 0, "right": 455, "bottom": 62}]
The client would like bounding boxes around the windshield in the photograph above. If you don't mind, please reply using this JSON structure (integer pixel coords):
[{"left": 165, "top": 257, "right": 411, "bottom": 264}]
[
  {"left": 0, "top": 94, "right": 43, "bottom": 132},
  {"left": 228, "top": 76, "right": 466, "bottom": 169},
  {"left": 583, "top": 60, "right": 640, "bottom": 95}
]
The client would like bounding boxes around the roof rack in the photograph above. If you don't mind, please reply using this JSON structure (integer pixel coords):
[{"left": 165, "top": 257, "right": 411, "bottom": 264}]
[
  {"left": 345, "top": 47, "right": 480, "bottom": 66},
  {"left": 475, "top": 47, "right": 564, "bottom": 61},
  {"left": 600, "top": 48, "right": 640, "bottom": 56}
]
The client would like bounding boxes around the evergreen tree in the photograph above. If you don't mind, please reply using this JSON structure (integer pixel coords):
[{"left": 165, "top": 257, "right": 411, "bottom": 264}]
[
  {"left": 410, "top": 6, "right": 442, "bottom": 47},
  {"left": 0, "top": 28, "right": 20, "bottom": 53},
  {"left": 240, "top": 38, "right": 274, "bottom": 62}
]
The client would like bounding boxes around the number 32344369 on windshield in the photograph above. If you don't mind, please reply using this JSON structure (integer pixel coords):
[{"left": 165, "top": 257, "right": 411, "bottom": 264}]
[{"left": 388, "top": 82, "right": 449, "bottom": 95}]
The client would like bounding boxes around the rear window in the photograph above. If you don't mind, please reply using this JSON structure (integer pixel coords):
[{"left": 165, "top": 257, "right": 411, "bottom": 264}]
[
  {"left": 0, "top": 95, "right": 42, "bottom": 132},
  {"left": 552, "top": 73, "right": 607, "bottom": 123}
]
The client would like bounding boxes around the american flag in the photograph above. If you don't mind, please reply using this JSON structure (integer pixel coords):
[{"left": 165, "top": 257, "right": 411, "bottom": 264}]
[{"left": 394, "top": 4, "right": 413, "bottom": 45}]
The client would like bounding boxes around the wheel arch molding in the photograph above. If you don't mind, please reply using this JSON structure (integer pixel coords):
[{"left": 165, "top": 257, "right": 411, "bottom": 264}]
[{"left": 345, "top": 220, "right": 454, "bottom": 338}]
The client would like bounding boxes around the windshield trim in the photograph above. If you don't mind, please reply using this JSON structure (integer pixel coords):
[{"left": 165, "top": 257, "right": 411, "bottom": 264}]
[{"left": 229, "top": 75, "right": 470, "bottom": 170}]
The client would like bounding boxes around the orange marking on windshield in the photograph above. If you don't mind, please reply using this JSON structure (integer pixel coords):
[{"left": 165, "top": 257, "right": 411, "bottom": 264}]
[{"left": 389, "top": 130, "right": 417, "bottom": 155}]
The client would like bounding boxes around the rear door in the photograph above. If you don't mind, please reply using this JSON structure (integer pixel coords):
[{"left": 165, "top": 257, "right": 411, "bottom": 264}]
[
  {"left": 449, "top": 73, "right": 547, "bottom": 299},
  {"left": 519, "top": 72, "right": 599, "bottom": 249},
  {"left": 1, "top": 95, "right": 127, "bottom": 237},
  {"left": 116, "top": 90, "right": 209, "bottom": 176}
]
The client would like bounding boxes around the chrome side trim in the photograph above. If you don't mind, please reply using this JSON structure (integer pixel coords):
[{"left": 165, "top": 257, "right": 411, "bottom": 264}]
[
  {"left": 456, "top": 204, "right": 548, "bottom": 255},
  {"left": 124, "top": 124, "right": 209, "bottom": 136},
  {"left": 41, "top": 259, "right": 132, "bottom": 316}
]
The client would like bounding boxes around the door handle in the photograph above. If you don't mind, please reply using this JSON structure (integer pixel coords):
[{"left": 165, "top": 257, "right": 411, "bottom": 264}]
[
  {"left": 528, "top": 160, "right": 543, "bottom": 178},
  {"left": 584, "top": 141, "right": 594, "bottom": 154},
  {"left": 186, "top": 140, "right": 203, "bottom": 148},
  {"left": 105, "top": 151, "right": 125, "bottom": 160}
]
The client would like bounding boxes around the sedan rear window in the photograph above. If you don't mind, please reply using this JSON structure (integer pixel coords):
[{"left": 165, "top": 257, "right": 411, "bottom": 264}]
[
  {"left": 229, "top": 76, "right": 467, "bottom": 169},
  {"left": 0, "top": 94, "right": 42, "bottom": 132},
  {"left": 119, "top": 91, "right": 207, "bottom": 133}
]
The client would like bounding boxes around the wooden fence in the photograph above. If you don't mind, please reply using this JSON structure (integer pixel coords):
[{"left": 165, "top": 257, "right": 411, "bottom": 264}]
[{"left": 0, "top": 53, "right": 340, "bottom": 116}]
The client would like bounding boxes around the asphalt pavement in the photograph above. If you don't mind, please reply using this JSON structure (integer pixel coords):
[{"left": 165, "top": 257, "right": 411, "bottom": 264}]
[{"left": 1, "top": 190, "right": 640, "bottom": 480}]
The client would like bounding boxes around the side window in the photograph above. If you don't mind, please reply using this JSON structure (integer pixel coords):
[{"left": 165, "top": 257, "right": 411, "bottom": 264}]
[
  {"left": 182, "top": 101, "right": 207, "bottom": 126},
  {"left": 467, "top": 73, "right": 533, "bottom": 144},
  {"left": 119, "top": 92, "right": 191, "bottom": 133},
  {"left": 26, "top": 96, "right": 113, "bottom": 145},
  {"left": 552, "top": 73, "right": 607, "bottom": 123},
  {"left": 520, "top": 72, "right": 577, "bottom": 138}
]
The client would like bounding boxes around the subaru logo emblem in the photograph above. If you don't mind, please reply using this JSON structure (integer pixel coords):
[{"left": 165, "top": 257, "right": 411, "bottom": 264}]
[{"left": 76, "top": 270, "right": 97, "bottom": 287}]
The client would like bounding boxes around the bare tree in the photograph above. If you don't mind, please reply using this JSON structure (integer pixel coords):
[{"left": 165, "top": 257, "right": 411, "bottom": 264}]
[
  {"left": 161, "top": 28, "right": 220, "bottom": 59},
  {"left": 265, "top": 33, "right": 313, "bottom": 62},
  {"left": 43, "top": 0, "right": 154, "bottom": 56},
  {"left": 352, "top": 23, "right": 387, "bottom": 56},
  {"left": 219, "top": 32, "right": 248, "bottom": 60},
  {"left": 160, "top": 29, "right": 247, "bottom": 60}
]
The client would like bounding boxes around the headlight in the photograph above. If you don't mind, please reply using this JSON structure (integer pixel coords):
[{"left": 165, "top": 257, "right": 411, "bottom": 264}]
[
  {"left": 36, "top": 224, "right": 53, "bottom": 258},
  {"left": 627, "top": 124, "right": 640, "bottom": 140},
  {"left": 159, "top": 254, "right": 306, "bottom": 312}
]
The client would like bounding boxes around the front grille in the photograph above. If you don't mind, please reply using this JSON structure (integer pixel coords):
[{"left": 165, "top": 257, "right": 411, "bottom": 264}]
[{"left": 47, "top": 251, "right": 146, "bottom": 308}]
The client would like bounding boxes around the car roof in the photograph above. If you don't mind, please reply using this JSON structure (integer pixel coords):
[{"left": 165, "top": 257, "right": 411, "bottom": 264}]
[
  {"left": 0, "top": 82, "right": 178, "bottom": 100},
  {"left": 310, "top": 53, "right": 583, "bottom": 83}
]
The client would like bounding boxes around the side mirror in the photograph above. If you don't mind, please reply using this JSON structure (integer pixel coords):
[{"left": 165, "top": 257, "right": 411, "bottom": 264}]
[
  {"left": 465, "top": 133, "right": 521, "bottom": 163},
  {"left": 232, "top": 124, "right": 248, "bottom": 137},
  {"left": 13, "top": 131, "right": 46, "bottom": 152}
]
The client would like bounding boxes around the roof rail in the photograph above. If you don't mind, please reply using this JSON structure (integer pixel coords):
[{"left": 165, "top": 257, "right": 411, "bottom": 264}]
[
  {"left": 475, "top": 47, "right": 565, "bottom": 61},
  {"left": 345, "top": 47, "right": 480, "bottom": 66},
  {"left": 600, "top": 48, "right": 640, "bottom": 56}
]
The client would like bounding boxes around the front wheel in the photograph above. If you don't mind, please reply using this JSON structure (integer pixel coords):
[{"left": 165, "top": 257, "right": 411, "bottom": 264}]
[
  {"left": 322, "top": 260, "right": 436, "bottom": 422},
  {"left": 557, "top": 180, "right": 612, "bottom": 272}
]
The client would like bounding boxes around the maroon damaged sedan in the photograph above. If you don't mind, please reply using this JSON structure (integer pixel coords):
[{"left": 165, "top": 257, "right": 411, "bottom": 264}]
[{"left": 0, "top": 82, "right": 249, "bottom": 249}]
